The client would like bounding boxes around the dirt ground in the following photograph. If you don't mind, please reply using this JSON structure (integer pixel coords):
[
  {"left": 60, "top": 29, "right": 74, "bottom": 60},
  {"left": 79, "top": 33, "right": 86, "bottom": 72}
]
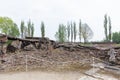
[
  {"left": 0, "top": 71, "right": 119, "bottom": 80},
  {"left": 0, "top": 71, "right": 83, "bottom": 80},
  {"left": 0, "top": 42, "right": 120, "bottom": 80}
]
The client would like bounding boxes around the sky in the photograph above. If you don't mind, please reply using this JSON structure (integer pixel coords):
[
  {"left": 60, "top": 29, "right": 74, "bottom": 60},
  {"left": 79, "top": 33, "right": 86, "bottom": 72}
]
[{"left": 0, "top": 0, "right": 120, "bottom": 41}]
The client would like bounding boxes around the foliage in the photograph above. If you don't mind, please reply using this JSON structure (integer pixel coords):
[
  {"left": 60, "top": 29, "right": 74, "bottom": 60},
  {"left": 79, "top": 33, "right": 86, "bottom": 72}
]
[
  {"left": 55, "top": 21, "right": 93, "bottom": 43},
  {"left": 81, "top": 23, "right": 93, "bottom": 43},
  {"left": 67, "top": 22, "right": 70, "bottom": 42},
  {"left": 27, "top": 20, "right": 34, "bottom": 37},
  {"left": 103, "top": 14, "right": 112, "bottom": 42},
  {"left": 31, "top": 23, "right": 34, "bottom": 37},
  {"left": 10, "top": 23, "right": 20, "bottom": 37},
  {"left": 41, "top": 21, "right": 45, "bottom": 38},
  {"left": 0, "top": 17, "right": 20, "bottom": 37},
  {"left": 20, "top": 20, "right": 34, "bottom": 38},
  {"left": 71, "top": 22, "right": 73, "bottom": 42},
  {"left": 79, "top": 19, "right": 82, "bottom": 42},
  {"left": 55, "top": 24, "right": 67, "bottom": 42},
  {"left": 112, "top": 32, "right": 120, "bottom": 43},
  {"left": 24, "top": 26, "right": 28, "bottom": 37},
  {"left": 28, "top": 20, "right": 31, "bottom": 37},
  {"left": 20, "top": 21, "right": 25, "bottom": 38},
  {"left": 104, "top": 14, "right": 108, "bottom": 41},
  {"left": 108, "top": 16, "right": 112, "bottom": 41},
  {"left": 73, "top": 22, "right": 77, "bottom": 42}
]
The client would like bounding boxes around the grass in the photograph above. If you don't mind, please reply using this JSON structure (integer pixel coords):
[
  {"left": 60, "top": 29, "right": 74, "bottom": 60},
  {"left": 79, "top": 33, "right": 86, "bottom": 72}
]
[{"left": 80, "top": 43, "right": 93, "bottom": 47}]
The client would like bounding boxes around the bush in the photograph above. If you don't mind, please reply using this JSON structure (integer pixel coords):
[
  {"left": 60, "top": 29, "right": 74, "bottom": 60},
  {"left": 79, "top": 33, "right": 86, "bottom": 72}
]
[{"left": 112, "top": 32, "right": 120, "bottom": 43}]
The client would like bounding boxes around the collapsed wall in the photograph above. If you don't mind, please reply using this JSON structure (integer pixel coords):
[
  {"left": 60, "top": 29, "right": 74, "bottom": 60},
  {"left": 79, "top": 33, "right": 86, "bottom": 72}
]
[
  {"left": 0, "top": 34, "right": 120, "bottom": 72},
  {"left": 6, "top": 36, "right": 120, "bottom": 65}
]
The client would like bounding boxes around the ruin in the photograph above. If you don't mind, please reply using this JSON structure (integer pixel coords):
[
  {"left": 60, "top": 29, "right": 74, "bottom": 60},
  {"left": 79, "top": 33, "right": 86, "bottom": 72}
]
[{"left": 0, "top": 34, "right": 119, "bottom": 75}]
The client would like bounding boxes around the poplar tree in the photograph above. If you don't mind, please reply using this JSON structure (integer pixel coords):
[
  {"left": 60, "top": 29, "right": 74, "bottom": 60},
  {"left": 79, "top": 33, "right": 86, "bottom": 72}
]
[
  {"left": 79, "top": 19, "right": 82, "bottom": 42},
  {"left": 31, "top": 23, "right": 34, "bottom": 37},
  {"left": 41, "top": 21, "right": 45, "bottom": 38},
  {"left": 27, "top": 20, "right": 34, "bottom": 37},
  {"left": 28, "top": 20, "right": 31, "bottom": 37},
  {"left": 73, "top": 22, "right": 77, "bottom": 42},
  {"left": 104, "top": 14, "right": 108, "bottom": 41},
  {"left": 20, "top": 21, "right": 25, "bottom": 38},
  {"left": 108, "top": 16, "right": 112, "bottom": 42},
  {"left": 71, "top": 22, "right": 73, "bottom": 42},
  {"left": 67, "top": 22, "right": 70, "bottom": 42},
  {"left": 55, "top": 24, "right": 66, "bottom": 42}
]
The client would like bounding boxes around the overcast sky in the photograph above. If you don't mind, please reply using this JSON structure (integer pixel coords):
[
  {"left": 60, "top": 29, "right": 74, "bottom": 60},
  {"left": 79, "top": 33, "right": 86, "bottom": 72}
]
[{"left": 0, "top": 0, "right": 120, "bottom": 41}]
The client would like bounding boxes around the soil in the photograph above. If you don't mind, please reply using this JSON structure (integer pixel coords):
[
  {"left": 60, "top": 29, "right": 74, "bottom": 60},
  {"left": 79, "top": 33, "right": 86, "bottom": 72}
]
[{"left": 0, "top": 41, "right": 120, "bottom": 80}]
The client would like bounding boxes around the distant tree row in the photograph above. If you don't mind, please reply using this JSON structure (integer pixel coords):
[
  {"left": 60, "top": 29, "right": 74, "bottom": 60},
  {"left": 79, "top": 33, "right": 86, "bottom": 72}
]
[
  {"left": 55, "top": 24, "right": 67, "bottom": 42},
  {"left": 20, "top": 20, "right": 45, "bottom": 38},
  {"left": 0, "top": 16, "right": 46, "bottom": 39},
  {"left": 1, "top": 15, "right": 120, "bottom": 43},
  {"left": 55, "top": 20, "right": 93, "bottom": 43},
  {"left": 20, "top": 20, "right": 34, "bottom": 38}
]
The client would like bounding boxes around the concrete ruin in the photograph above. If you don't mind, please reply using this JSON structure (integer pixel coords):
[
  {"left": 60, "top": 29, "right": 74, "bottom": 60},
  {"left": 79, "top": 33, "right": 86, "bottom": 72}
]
[{"left": 0, "top": 34, "right": 119, "bottom": 75}]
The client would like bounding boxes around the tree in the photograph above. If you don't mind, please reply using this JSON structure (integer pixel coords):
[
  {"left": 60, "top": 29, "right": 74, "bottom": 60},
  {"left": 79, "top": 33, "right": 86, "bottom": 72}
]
[
  {"left": 71, "top": 22, "right": 73, "bottom": 42},
  {"left": 79, "top": 19, "right": 82, "bottom": 42},
  {"left": 20, "top": 20, "right": 34, "bottom": 38},
  {"left": 41, "top": 21, "right": 45, "bottom": 38},
  {"left": 104, "top": 14, "right": 108, "bottom": 41},
  {"left": 31, "top": 23, "right": 34, "bottom": 37},
  {"left": 0, "top": 17, "right": 20, "bottom": 37},
  {"left": 20, "top": 21, "right": 25, "bottom": 38},
  {"left": 108, "top": 16, "right": 112, "bottom": 42},
  {"left": 55, "top": 24, "right": 67, "bottom": 42},
  {"left": 27, "top": 20, "right": 34, "bottom": 37},
  {"left": 81, "top": 23, "right": 93, "bottom": 43},
  {"left": 24, "top": 26, "right": 28, "bottom": 38},
  {"left": 27, "top": 20, "right": 31, "bottom": 37},
  {"left": 73, "top": 22, "right": 77, "bottom": 42},
  {"left": 67, "top": 22, "right": 70, "bottom": 42},
  {"left": 103, "top": 14, "right": 112, "bottom": 42},
  {"left": 10, "top": 23, "right": 20, "bottom": 37},
  {"left": 112, "top": 32, "right": 120, "bottom": 43}
]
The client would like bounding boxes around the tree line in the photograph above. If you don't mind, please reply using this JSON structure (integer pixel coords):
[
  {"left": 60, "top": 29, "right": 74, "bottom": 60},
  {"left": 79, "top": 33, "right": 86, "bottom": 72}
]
[
  {"left": 20, "top": 20, "right": 46, "bottom": 38},
  {"left": 0, "top": 15, "right": 120, "bottom": 43},
  {"left": 55, "top": 20, "right": 93, "bottom": 43},
  {"left": 0, "top": 17, "right": 46, "bottom": 39}
]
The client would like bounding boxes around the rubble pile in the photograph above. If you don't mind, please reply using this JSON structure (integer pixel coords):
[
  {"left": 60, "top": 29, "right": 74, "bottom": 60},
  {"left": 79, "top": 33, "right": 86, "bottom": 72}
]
[{"left": 0, "top": 34, "right": 119, "bottom": 72}]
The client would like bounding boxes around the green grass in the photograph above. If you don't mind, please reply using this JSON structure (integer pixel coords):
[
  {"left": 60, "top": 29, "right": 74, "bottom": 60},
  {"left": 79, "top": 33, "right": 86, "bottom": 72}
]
[{"left": 80, "top": 43, "right": 93, "bottom": 47}]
